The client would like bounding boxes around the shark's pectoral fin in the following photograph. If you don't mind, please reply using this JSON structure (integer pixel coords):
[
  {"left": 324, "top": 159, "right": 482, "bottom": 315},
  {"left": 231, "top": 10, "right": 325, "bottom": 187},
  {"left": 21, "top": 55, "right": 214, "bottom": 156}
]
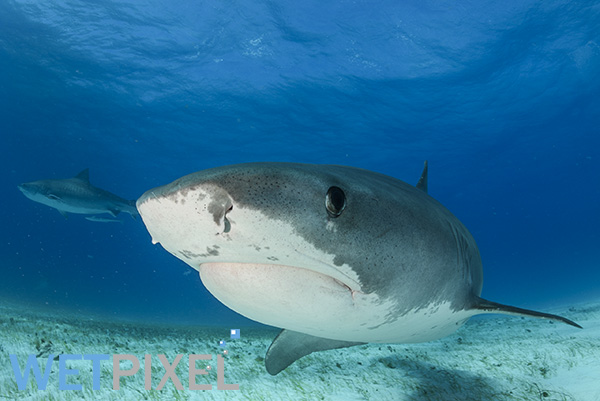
[
  {"left": 265, "top": 329, "right": 365, "bottom": 375},
  {"left": 108, "top": 209, "right": 121, "bottom": 217}
]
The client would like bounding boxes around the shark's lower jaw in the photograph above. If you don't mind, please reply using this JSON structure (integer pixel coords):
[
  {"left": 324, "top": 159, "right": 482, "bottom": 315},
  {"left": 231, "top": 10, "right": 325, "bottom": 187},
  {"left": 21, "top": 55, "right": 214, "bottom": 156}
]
[{"left": 198, "top": 262, "right": 376, "bottom": 341}]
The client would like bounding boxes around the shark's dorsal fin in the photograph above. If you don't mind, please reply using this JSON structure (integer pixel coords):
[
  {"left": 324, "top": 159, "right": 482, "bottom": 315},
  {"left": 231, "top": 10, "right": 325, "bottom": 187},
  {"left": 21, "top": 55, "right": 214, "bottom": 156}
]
[
  {"left": 75, "top": 168, "right": 90, "bottom": 182},
  {"left": 416, "top": 160, "right": 428, "bottom": 193},
  {"left": 265, "top": 329, "right": 364, "bottom": 375}
]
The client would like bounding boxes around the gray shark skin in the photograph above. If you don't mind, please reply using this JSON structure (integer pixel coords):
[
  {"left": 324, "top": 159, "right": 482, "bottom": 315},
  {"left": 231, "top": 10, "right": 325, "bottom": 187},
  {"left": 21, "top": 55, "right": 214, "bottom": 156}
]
[
  {"left": 19, "top": 169, "right": 138, "bottom": 218},
  {"left": 136, "top": 162, "right": 581, "bottom": 375}
]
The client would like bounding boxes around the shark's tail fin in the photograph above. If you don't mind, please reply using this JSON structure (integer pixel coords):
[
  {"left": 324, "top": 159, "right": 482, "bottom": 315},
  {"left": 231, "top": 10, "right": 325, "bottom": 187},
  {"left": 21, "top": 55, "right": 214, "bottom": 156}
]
[{"left": 473, "top": 297, "right": 582, "bottom": 329}]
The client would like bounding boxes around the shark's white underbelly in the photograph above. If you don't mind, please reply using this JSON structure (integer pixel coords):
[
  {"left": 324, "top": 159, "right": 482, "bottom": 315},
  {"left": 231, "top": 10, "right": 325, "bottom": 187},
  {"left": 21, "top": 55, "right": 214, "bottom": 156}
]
[{"left": 199, "top": 262, "right": 473, "bottom": 343}]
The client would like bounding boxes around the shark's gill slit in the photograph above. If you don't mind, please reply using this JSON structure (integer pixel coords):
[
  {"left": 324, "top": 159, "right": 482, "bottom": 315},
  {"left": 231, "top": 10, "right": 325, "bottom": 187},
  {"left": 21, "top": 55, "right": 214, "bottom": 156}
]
[{"left": 223, "top": 205, "right": 233, "bottom": 233}]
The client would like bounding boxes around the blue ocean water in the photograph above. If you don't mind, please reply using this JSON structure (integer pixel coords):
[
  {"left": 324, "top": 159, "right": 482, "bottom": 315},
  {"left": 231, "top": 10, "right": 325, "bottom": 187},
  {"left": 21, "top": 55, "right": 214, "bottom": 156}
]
[{"left": 1, "top": 0, "right": 598, "bottom": 330}]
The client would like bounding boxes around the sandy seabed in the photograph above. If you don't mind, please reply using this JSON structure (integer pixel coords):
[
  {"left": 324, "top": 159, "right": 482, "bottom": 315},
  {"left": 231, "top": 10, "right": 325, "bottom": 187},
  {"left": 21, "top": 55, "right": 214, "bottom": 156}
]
[{"left": 0, "top": 300, "right": 598, "bottom": 401}]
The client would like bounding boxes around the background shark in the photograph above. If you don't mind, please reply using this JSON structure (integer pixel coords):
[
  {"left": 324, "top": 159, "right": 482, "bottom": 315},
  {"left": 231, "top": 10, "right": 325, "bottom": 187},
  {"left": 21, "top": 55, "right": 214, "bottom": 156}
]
[{"left": 18, "top": 169, "right": 138, "bottom": 218}]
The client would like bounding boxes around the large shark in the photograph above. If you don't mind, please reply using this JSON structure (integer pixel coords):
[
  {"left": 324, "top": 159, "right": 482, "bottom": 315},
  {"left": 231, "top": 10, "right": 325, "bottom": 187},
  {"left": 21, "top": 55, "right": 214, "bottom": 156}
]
[
  {"left": 136, "top": 162, "right": 580, "bottom": 375},
  {"left": 19, "top": 169, "right": 138, "bottom": 219}
]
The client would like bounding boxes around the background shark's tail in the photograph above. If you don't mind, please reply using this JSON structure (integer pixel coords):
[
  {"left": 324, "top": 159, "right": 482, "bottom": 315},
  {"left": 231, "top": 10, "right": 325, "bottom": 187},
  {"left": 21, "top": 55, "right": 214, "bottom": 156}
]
[{"left": 473, "top": 297, "right": 582, "bottom": 329}]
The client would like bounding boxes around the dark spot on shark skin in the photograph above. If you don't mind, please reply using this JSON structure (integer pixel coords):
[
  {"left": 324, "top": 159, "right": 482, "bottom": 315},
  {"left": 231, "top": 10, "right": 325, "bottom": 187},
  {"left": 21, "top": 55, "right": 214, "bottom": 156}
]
[
  {"left": 179, "top": 250, "right": 204, "bottom": 260},
  {"left": 207, "top": 201, "right": 224, "bottom": 225},
  {"left": 333, "top": 255, "right": 345, "bottom": 267},
  {"left": 267, "top": 256, "right": 279, "bottom": 261},
  {"left": 207, "top": 191, "right": 232, "bottom": 225},
  {"left": 199, "top": 246, "right": 220, "bottom": 257},
  {"left": 165, "top": 190, "right": 182, "bottom": 203},
  {"left": 178, "top": 183, "right": 195, "bottom": 198}
]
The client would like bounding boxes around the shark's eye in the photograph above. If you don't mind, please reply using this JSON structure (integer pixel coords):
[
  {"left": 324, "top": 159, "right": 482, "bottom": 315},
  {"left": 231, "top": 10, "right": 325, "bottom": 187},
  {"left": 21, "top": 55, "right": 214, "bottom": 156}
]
[{"left": 325, "top": 186, "right": 346, "bottom": 217}]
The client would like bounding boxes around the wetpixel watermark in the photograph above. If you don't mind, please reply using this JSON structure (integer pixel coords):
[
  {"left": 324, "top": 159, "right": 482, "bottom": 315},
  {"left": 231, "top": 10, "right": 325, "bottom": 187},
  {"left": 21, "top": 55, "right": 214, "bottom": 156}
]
[
  {"left": 9, "top": 354, "right": 238, "bottom": 391},
  {"left": 9, "top": 329, "right": 242, "bottom": 391}
]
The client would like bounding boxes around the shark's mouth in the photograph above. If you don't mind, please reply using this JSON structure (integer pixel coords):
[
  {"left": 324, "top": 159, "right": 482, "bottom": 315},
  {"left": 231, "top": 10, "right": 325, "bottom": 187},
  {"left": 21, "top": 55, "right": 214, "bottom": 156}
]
[{"left": 198, "top": 262, "right": 366, "bottom": 336}]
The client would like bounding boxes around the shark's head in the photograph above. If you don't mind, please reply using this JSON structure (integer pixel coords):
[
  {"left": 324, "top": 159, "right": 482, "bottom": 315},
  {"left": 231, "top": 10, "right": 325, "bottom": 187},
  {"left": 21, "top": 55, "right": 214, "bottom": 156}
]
[
  {"left": 137, "top": 162, "right": 484, "bottom": 342},
  {"left": 18, "top": 181, "right": 62, "bottom": 208},
  {"left": 137, "top": 163, "right": 369, "bottom": 339}
]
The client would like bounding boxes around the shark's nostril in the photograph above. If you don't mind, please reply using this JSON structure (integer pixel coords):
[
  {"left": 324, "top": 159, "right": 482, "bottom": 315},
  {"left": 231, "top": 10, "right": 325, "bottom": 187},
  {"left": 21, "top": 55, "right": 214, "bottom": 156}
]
[{"left": 223, "top": 205, "right": 233, "bottom": 233}]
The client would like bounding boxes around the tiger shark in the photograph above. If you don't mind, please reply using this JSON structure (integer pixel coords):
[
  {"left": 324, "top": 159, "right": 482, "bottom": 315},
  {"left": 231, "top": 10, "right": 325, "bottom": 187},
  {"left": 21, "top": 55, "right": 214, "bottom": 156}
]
[
  {"left": 136, "top": 162, "right": 580, "bottom": 375},
  {"left": 18, "top": 169, "right": 138, "bottom": 219}
]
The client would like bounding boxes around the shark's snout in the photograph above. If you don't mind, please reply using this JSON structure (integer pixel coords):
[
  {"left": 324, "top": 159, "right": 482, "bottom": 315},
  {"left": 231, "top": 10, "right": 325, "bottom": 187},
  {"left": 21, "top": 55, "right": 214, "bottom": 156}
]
[
  {"left": 18, "top": 183, "right": 36, "bottom": 198},
  {"left": 137, "top": 182, "right": 231, "bottom": 250}
]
